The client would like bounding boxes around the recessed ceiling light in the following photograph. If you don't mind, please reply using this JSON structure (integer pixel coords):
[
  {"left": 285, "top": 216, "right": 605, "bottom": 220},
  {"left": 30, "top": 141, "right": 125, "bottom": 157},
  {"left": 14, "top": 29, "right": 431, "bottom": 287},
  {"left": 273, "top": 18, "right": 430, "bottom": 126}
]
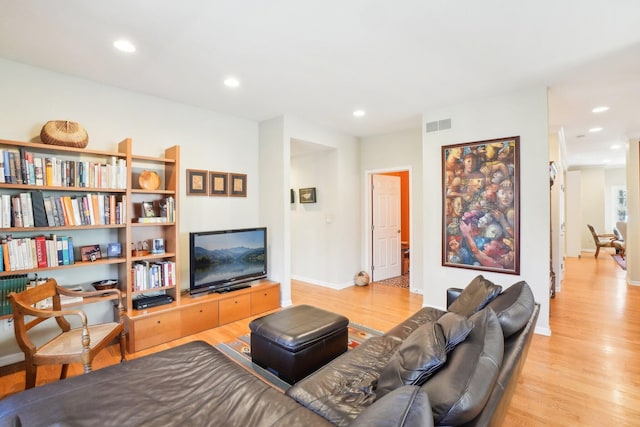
[
  {"left": 353, "top": 110, "right": 366, "bottom": 118},
  {"left": 592, "top": 106, "right": 610, "bottom": 113},
  {"left": 223, "top": 77, "right": 240, "bottom": 88},
  {"left": 588, "top": 127, "right": 603, "bottom": 133},
  {"left": 611, "top": 144, "right": 621, "bottom": 150},
  {"left": 603, "top": 159, "right": 611, "bottom": 163},
  {"left": 113, "top": 39, "right": 136, "bottom": 53}
]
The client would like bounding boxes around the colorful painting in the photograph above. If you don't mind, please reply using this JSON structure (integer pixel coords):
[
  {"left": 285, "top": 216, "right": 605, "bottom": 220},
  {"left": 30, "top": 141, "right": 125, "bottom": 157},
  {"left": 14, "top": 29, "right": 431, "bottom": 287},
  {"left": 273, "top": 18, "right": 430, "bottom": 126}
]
[{"left": 442, "top": 136, "right": 520, "bottom": 274}]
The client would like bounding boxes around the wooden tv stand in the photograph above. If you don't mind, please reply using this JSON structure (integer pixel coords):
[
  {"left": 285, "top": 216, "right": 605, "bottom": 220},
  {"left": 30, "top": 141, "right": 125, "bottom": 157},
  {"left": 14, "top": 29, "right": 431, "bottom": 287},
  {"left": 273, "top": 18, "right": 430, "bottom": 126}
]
[{"left": 126, "top": 280, "right": 280, "bottom": 353}]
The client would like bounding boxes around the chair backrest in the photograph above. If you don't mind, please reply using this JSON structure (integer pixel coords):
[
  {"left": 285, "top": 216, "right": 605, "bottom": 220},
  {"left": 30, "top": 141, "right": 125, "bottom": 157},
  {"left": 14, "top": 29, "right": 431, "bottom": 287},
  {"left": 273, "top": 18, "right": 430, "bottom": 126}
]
[
  {"left": 615, "top": 221, "right": 627, "bottom": 241},
  {"left": 587, "top": 224, "right": 598, "bottom": 241},
  {"left": 7, "top": 279, "right": 71, "bottom": 355}
]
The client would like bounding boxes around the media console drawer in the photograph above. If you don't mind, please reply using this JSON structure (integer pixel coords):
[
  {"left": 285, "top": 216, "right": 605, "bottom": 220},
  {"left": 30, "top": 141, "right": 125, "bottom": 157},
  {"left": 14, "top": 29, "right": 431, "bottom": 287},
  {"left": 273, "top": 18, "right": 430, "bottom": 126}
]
[
  {"left": 251, "top": 285, "right": 280, "bottom": 315},
  {"left": 127, "top": 310, "right": 181, "bottom": 353},
  {"left": 181, "top": 300, "right": 219, "bottom": 336},
  {"left": 219, "top": 293, "right": 251, "bottom": 324}
]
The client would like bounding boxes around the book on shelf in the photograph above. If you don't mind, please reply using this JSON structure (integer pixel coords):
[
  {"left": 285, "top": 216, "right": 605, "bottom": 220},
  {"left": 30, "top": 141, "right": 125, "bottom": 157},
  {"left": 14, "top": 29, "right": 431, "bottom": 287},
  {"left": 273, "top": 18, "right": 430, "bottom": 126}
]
[
  {"left": 0, "top": 148, "right": 127, "bottom": 190},
  {"left": 131, "top": 260, "right": 176, "bottom": 291},
  {"left": 0, "top": 275, "right": 28, "bottom": 315},
  {"left": 0, "top": 234, "right": 77, "bottom": 271}
]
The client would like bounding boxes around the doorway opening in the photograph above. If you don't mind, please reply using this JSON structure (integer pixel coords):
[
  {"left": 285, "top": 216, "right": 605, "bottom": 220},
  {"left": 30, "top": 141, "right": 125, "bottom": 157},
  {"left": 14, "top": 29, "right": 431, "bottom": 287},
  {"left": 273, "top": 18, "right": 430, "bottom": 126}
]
[{"left": 366, "top": 168, "right": 411, "bottom": 289}]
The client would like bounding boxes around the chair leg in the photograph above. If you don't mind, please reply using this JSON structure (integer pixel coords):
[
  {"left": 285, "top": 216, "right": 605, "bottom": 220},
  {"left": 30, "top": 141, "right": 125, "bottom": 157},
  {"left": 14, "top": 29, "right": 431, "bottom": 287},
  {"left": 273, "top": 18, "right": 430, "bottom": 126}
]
[
  {"left": 24, "top": 361, "right": 37, "bottom": 389},
  {"left": 119, "top": 331, "right": 126, "bottom": 363},
  {"left": 60, "top": 363, "right": 69, "bottom": 379},
  {"left": 595, "top": 247, "right": 600, "bottom": 258}
]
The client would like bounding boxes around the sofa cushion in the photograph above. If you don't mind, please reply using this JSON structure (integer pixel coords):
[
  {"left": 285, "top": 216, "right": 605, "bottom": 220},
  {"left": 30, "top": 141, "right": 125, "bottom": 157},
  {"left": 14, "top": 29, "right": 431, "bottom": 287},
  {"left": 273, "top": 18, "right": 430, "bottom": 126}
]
[
  {"left": 422, "top": 308, "right": 504, "bottom": 425},
  {"left": 447, "top": 275, "right": 502, "bottom": 317},
  {"left": 486, "top": 280, "right": 535, "bottom": 338},
  {"left": 436, "top": 312, "right": 474, "bottom": 352},
  {"left": 351, "top": 386, "right": 434, "bottom": 427},
  {"left": 376, "top": 322, "right": 447, "bottom": 397}
]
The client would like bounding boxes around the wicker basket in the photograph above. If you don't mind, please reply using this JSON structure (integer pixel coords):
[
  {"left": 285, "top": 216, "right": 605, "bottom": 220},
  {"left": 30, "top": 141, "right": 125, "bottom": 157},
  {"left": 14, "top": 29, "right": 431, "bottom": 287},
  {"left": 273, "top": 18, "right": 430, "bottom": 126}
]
[{"left": 40, "top": 120, "right": 89, "bottom": 148}]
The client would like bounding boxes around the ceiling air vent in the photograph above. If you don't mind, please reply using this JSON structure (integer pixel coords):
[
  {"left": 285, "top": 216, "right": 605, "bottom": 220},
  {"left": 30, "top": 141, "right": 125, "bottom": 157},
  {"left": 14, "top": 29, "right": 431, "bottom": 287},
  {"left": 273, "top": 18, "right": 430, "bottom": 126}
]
[{"left": 426, "top": 118, "right": 452, "bottom": 133}]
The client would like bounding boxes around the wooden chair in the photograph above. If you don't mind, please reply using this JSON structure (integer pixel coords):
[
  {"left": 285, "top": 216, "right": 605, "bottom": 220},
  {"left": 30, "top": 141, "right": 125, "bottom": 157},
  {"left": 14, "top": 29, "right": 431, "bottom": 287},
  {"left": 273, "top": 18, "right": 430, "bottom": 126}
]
[
  {"left": 587, "top": 224, "right": 616, "bottom": 258},
  {"left": 7, "top": 278, "right": 126, "bottom": 389}
]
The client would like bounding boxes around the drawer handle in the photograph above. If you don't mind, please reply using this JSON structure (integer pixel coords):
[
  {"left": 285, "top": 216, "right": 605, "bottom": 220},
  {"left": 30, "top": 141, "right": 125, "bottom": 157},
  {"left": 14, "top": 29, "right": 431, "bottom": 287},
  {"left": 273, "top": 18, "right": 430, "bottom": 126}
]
[{"left": 157, "top": 320, "right": 161, "bottom": 324}]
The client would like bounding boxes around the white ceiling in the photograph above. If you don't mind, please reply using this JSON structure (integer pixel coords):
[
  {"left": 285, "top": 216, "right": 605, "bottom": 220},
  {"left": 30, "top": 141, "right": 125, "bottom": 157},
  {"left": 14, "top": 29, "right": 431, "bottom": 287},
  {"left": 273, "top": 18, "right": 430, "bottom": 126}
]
[{"left": 1, "top": 1, "right": 639, "bottom": 168}]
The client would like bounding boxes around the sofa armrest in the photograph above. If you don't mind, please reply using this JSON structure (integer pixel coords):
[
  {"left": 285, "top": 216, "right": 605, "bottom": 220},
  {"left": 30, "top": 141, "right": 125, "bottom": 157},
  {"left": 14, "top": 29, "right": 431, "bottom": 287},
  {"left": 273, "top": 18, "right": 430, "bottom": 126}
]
[
  {"left": 349, "top": 385, "right": 433, "bottom": 427},
  {"left": 447, "top": 287, "right": 463, "bottom": 308}
]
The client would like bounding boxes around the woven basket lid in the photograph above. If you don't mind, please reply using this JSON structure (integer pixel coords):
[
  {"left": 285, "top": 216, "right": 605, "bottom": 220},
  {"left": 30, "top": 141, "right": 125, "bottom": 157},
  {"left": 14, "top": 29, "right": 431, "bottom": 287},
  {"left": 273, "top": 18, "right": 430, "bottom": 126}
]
[{"left": 40, "top": 120, "right": 89, "bottom": 148}]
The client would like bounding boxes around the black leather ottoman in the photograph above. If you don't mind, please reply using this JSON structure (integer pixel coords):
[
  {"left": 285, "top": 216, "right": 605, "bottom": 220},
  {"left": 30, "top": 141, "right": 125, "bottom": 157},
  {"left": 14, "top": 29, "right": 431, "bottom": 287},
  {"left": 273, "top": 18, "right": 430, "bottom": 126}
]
[{"left": 249, "top": 304, "right": 349, "bottom": 384}]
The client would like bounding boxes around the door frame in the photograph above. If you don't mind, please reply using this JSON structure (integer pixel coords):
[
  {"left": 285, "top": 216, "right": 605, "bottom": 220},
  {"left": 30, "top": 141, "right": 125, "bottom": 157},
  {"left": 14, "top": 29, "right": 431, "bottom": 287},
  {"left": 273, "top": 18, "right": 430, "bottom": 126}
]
[{"left": 364, "top": 166, "right": 413, "bottom": 289}]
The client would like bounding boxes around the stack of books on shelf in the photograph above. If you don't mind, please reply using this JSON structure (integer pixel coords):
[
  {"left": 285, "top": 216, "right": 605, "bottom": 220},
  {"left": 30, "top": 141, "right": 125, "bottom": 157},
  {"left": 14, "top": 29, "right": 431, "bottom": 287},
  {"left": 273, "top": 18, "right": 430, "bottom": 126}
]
[
  {"left": 131, "top": 260, "right": 175, "bottom": 291},
  {"left": 0, "top": 148, "right": 127, "bottom": 189},
  {"left": 0, "top": 274, "right": 28, "bottom": 315},
  {"left": 0, "top": 191, "right": 127, "bottom": 228},
  {"left": 0, "top": 234, "right": 76, "bottom": 272}
]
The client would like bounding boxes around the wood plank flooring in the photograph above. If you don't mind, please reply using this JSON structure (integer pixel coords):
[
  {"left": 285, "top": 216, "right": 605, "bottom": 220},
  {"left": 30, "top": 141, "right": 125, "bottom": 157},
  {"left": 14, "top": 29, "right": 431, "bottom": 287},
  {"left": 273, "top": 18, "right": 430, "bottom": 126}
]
[{"left": 1, "top": 251, "right": 639, "bottom": 426}]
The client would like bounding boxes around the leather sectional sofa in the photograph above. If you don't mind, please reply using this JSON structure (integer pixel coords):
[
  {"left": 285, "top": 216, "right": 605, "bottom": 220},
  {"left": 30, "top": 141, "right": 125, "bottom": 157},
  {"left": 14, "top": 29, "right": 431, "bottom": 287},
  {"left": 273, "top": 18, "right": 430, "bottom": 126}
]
[{"left": 0, "top": 276, "right": 538, "bottom": 427}]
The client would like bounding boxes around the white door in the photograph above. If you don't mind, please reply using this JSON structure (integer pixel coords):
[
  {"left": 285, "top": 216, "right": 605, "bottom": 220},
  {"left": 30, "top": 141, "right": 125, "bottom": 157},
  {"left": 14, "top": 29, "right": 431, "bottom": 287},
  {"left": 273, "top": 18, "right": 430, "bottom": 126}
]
[{"left": 372, "top": 174, "right": 402, "bottom": 281}]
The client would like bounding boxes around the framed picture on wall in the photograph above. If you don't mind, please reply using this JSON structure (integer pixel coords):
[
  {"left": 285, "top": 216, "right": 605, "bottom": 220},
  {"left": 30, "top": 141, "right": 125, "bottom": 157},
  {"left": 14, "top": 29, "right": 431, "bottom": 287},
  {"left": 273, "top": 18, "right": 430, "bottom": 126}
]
[
  {"left": 229, "top": 173, "right": 247, "bottom": 197},
  {"left": 186, "top": 169, "right": 208, "bottom": 196},
  {"left": 209, "top": 171, "right": 228, "bottom": 196},
  {"left": 441, "top": 136, "right": 520, "bottom": 274},
  {"left": 299, "top": 187, "right": 317, "bottom": 203}
]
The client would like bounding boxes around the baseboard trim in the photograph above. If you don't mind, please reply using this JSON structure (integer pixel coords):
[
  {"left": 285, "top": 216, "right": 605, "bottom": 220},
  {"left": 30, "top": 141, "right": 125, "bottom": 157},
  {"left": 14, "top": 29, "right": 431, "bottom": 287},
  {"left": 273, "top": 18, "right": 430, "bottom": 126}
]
[{"left": 290, "top": 275, "right": 353, "bottom": 290}]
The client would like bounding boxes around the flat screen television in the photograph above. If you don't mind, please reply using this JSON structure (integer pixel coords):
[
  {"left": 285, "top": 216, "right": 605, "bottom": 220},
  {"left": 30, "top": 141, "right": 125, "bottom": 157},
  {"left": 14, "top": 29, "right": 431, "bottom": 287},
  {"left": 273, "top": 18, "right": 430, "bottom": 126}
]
[{"left": 189, "top": 227, "right": 267, "bottom": 295}]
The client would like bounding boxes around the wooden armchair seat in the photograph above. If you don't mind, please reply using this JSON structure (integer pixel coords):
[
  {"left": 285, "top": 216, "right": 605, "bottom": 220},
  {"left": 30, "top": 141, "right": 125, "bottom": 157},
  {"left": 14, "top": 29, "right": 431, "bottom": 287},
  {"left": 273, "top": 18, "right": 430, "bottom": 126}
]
[
  {"left": 7, "top": 278, "right": 126, "bottom": 389},
  {"left": 587, "top": 224, "right": 616, "bottom": 258}
]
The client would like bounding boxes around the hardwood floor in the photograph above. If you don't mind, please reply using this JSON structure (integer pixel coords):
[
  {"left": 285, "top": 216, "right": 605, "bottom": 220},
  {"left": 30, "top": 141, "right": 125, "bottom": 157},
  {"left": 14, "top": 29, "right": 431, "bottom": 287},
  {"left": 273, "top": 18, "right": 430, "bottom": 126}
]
[{"left": 1, "top": 251, "right": 639, "bottom": 426}]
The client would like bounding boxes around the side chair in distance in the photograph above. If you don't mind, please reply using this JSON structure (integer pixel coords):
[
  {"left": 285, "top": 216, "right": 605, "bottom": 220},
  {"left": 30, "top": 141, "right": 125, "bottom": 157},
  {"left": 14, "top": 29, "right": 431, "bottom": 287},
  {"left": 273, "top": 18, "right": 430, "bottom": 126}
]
[{"left": 587, "top": 224, "right": 616, "bottom": 259}]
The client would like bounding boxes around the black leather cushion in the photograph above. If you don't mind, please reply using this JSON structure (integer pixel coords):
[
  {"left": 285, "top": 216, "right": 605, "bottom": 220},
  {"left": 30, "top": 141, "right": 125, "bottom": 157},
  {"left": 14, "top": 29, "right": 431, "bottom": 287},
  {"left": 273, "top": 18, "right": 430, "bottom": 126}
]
[
  {"left": 436, "top": 312, "right": 474, "bottom": 352},
  {"left": 487, "top": 280, "right": 536, "bottom": 338},
  {"left": 422, "top": 308, "right": 504, "bottom": 425},
  {"left": 351, "top": 386, "right": 434, "bottom": 427},
  {"left": 447, "top": 275, "right": 502, "bottom": 317},
  {"left": 376, "top": 322, "right": 447, "bottom": 398}
]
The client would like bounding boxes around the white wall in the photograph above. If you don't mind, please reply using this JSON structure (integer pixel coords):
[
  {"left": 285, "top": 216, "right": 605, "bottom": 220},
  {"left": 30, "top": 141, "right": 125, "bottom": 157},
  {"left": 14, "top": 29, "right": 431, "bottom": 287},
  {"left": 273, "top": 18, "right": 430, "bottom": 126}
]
[
  {"left": 360, "top": 128, "right": 423, "bottom": 293},
  {"left": 625, "top": 140, "right": 640, "bottom": 285},
  {"left": 258, "top": 116, "right": 290, "bottom": 303},
  {"left": 0, "top": 58, "right": 261, "bottom": 363},
  {"left": 291, "top": 149, "right": 340, "bottom": 286},
  {"left": 0, "top": 59, "right": 262, "bottom": 289},
  {"left": 286, "top": 117, "right": 361, "bottom": 288},
  {"left": 565, "top": 170, "right": 582, "bottom": 257},
  {"left": 421, "top": 87, "right": 551, "bottom": 334}
]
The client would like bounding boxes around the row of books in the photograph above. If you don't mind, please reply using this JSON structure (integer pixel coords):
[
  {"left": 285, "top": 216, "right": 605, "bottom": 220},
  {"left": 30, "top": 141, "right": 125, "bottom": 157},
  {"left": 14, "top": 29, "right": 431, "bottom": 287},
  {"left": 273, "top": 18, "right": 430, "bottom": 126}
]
[
  {"left": 0, "top": 191, "right": 127, "bottom": 228},
  {"left": 0, "top": 235, "right": 75, "bottom": 272},
  {"left": 131, "top": 260, "right": 175, "bottom": 291},
  {"left": 0, "top": 148, "right": 127, "bottom": 189},
  {"left": 0, "top": 274, "right": 28, "bottom": 315}
]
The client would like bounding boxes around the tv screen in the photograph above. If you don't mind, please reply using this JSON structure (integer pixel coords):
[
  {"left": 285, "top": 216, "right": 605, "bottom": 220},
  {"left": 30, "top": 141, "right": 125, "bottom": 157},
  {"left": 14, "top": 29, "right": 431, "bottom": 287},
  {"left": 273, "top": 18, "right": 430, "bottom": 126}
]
[{"left": 189, "top": 227, "right": 267, "bottom": 295}]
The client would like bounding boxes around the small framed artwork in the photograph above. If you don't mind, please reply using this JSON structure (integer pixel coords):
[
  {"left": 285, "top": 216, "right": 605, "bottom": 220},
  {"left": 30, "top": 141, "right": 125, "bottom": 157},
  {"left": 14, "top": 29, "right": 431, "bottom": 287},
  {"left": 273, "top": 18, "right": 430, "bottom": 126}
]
[
  {"left": 187, "top": 169, "right": 208, "bottom": 196},
  {"left": 291, "top": 189, "right": 295, "bottom": 204},
  {"left": 80, "top": 244, "right": 102, "bottom": 262},
  {"left": 229, "top": 173, "right": 247, "bottom": 197},
  {"left": 209, "top": 171, "right": 228, "bottom": 196},
  {"left": 299, "top": 187, "right": 317, "bottom": 203},
  {"left": 107, "top": 242, "right": 122, "bottom": 258},
  {"left": 141, "top": 201, "right": 156, "bottom": 217}
]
